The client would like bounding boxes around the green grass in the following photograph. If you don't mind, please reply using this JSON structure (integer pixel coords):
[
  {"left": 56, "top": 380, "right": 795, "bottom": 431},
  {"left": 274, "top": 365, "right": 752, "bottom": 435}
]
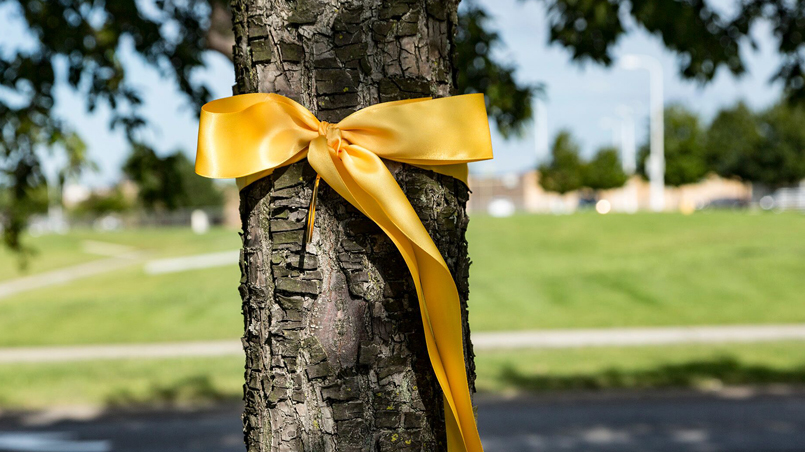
[
  {"left": 0, "top": 233, "right": 100, "bottom": 281},
  {"left": 467, "top": 211, "right": 805, "bottom": 330},
  {"left": 1, "top": 212, "right": 804, "bottom": 347},
  {"left": 0, "top": 227, "right": 243, "bottom": 347},
  {"left": 1, "top": 212, "right": 805, "bottom": 407},
  {"left": 0, "top": 357, "right": 244, "bottom": 409},
  {"left": 0, "top": 227, "right": 240, "bottom": 282},
  {"left": 2, "top": 342, "right": 805, "bottom": 409},
  {"left": 0, "top": 266, "right": 242, "bottom": 346},
  {"left": 474, "top": 341, "right": 805, "bottom": 393}
]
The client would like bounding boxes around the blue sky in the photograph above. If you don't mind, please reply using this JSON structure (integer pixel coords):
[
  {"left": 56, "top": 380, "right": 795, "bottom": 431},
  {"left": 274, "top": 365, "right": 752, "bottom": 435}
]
[{"left": 0, "top": 0, "right": 786, "bottom": 186}]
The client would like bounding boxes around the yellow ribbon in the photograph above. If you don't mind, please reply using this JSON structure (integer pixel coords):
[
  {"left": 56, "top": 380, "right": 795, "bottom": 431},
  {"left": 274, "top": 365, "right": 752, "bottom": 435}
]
[{"left": 195, "top": 92, "right": 492, "bottom": 452}]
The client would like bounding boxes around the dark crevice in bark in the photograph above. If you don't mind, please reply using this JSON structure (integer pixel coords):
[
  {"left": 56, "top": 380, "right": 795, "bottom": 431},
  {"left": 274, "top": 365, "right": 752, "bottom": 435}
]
[{"left": 232, "top": 1, "right": 474, "bottom": 450}]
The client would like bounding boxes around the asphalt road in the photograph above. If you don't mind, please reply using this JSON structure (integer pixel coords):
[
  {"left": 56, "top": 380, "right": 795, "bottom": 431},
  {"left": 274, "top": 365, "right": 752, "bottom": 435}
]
[{"left": 1, "top": 391, "right": 804, "bottom": 452}]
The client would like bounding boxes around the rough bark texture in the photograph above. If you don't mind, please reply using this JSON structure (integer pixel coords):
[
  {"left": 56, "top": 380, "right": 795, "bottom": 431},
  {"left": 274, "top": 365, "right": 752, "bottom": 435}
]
[{"left": 231, "top": 1, "right": 475, "bottom": 450}]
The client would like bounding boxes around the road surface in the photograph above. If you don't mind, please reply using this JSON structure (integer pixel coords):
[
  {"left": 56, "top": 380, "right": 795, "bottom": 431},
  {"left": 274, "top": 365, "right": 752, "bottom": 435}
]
[{"left": 1, "top": 391, "right": 804, "bottom": 451}]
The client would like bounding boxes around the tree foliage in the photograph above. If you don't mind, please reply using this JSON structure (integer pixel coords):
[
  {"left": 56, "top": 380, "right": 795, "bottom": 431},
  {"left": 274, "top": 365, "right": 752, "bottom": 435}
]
[
  {"left": 539, "top": 0, "right": 805, "bottom": 98},
  {"left": 638, "top": 104, "right": 708, "bottom": 187},
  {"left": 705, "top": 102, "right": 763, "bottom": 182},
  {"left": 5, "top": 0, "right": 805, "bottom": 253},
  {"left": 456, "top": 3, "right": 539, "bottom": 137},
  {"left": 708, "top": 101, "right": 805, "bottom": 188},
  {"left": 539, "top": 135, "right": 628, "bottom": 195},
  {"left": 752, "top": 103, "right": 805, "bottom": 188},
  {"left": 0, "top": 0, "right": 537, "bottom": 254},
  {"left": 123, "top": 145, "right": 222, "bottom": 211},
  {"left": 584, "top": 146, "right": 628, "bottom": 191},
  {"left": 0, "top": 0, "right": 223, "bottom": 252},
  {"left": 72, "top": 187, "right": 131, "bottom": 216},
  {"left": 538, "top": 130, "right": 585, "bottom": 194}
]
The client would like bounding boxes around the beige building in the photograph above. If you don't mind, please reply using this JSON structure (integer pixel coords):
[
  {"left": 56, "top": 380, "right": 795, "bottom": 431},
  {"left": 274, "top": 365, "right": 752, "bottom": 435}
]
[{"left": 467, "top": 170, "right": 752, "bottom": 214}]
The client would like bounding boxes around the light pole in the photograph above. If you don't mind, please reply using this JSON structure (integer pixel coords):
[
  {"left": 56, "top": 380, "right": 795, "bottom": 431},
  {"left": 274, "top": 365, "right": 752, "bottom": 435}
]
[
  {"left": 534, "top": 98, "right": 549, "bottom": 163},
  {"left": 615, "top": 105, "right": 637, "bottom": 175},
  {"left": 620, "top": 54, "right": 665, "bottom": 212},
  {"left": 616, "top": 105, "right": 638, "bottom": 213},
  {"left": 599, "top": 116, "right": 621, "bottom": 148}
]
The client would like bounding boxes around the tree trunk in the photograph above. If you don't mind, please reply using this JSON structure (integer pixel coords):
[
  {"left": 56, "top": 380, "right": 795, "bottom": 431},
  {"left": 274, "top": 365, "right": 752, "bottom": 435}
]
[{"left": 231, "top": 1, "right": 475, "bottom": 450}]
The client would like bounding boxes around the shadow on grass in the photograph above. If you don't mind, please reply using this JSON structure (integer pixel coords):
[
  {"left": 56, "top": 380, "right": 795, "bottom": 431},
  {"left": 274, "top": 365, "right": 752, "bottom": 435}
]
[
  {"left": 497, "top": 356, "right": 805, "bottom": 392},
  {"left": 106, "top": 375, "right": 240, "bottom": 408}
]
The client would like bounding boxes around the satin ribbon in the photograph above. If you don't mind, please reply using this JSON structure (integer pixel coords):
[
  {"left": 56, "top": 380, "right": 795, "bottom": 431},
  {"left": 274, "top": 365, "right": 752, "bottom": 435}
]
[{"left": 195, "top": 92, "right": 492, "bottom": 452}]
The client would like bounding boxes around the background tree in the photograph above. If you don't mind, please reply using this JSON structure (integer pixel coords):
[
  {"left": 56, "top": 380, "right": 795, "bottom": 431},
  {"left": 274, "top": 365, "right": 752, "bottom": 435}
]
[
  {"left": 456, "top": 2, "right": 538, "bottom": 137},
  {"left": 123, "top": 145, "right": 222, "bottom": 211},
  {"left": 751, "top": 103, "right": 805, "bottom": 188},
  {"left": 71, "top": 188, "right": 131, "bottom": 217},
  {"left": 705, "top": 102, "right": 763, "bottom": 183},
  {"left": 539, "top": 130, "right": 585, "bottom": 194},
  {"left": 0, "top": 0, "right": 534, "bottom": 256},
  {"left": 706, "top": 100, "right": 805, "bottom": 189},
  {"left": 0, "top": 0, "right": 228, "bottom": 252},
  {"left": 638, "top": 104, "right": 708, "bottom": 187},
  {"left": 7, "top": 0, "right": 805, "bottom": 254},
  {"left": 0, "top": 179, "right": 49, "bottom": 265},
  {"left": 538, "top": 0, "right": 805, "bottom": 99},
  {"left": 584, "top": 146, "right": 628, "bottom": 193}
]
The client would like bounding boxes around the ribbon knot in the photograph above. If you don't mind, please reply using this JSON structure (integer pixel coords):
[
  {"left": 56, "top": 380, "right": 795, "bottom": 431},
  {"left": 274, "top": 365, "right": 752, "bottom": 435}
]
[
  {"left": 317, "top": 120, "right": 343, "bottom": 152},
  {"left": 195, "top": 92, "right": 492, "bottom": 452}
]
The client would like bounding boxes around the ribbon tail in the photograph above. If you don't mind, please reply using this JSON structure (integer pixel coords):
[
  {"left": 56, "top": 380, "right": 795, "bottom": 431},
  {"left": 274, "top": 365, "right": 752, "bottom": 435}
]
[{"left": 308, "top": 140, "right": 483, "bottom": 452}]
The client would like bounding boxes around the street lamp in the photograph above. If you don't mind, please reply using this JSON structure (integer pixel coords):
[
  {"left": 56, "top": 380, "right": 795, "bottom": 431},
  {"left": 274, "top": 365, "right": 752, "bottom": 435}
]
[
  {"left": 620, "top": 54, "right": 665, "bottom": 212},
  {"left": 616, "top": 105, "right": 638, "bottom": 213},
  {"left": 600, "top": 110, "right": 638, "bottom": 214},
  {"left": 599, "top": 116, "right": 621, "bottom": 148},
  {"left": 615, "top": 105, "right": 637, "bottom": 175},
  {"left": 534, "top": 98, "right": 549, "bottom": 163}
]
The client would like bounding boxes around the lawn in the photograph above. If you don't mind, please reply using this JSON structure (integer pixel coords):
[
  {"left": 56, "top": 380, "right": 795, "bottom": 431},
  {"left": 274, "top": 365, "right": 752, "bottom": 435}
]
[
  {"left": 2, "top": 341, "right": 805, "bottom": 409},
  {"left": 0, "top": 233, "right": 100, "bottom": 282},
  {"left": 468, "top": 211, "right": 805, "bottom": 330},
  {"left": 0, "top": 265, "right": 242, "bottom": 346},
  {"left": 0, "top": 227, "right": 240, "bottom": 282},
  {"left": 1, "top": 212, "right": 804, "bottom": 347},
  {"left": 473, "top": 341, "right": 805, "bottom": 393},
  {"left": 0, "top": 356, "right": 244, "bottom": 409},
  {"left": 1, "top": 211, "right": 804, "bottom": 407}
]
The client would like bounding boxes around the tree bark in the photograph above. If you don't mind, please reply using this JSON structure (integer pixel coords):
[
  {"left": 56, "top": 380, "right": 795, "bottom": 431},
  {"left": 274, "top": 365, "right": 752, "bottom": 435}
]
[{"left": 231, "top": 1, "right": 475, "bottom": 450}]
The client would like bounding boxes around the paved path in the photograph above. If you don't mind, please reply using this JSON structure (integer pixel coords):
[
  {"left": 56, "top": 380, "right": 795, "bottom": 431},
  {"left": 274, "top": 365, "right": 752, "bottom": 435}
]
[
  {"left": 1, "top": 391, "right": 804, "bottom": 451},
  {"left": 472, "top": 324, "right": 805, "bottom": 350},
  {"left": 0, "top": 246, "right": 240, "bottom": 300},
  {"left": 2, "top": 324, "right": 805, "bottom": 363},
  {"left": 0, "top": 252, "right": 144, "bottom": 301},
  {"left": 143, "top": 250, "right": 239, "bottom": 275},
  {"left": 0, "top": 341, "right": 242, "bottom": 364}
]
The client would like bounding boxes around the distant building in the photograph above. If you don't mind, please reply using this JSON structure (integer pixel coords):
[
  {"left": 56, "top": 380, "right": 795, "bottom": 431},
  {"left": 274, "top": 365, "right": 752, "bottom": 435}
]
[
  {"left": 222, "top": 183, "right": 241, "bottom": 229},
  {"left": 467, "top": 171, "right": 753, "bottom": 214},
  {"left": 61, "top": 183, "right": 91, "bottom": 208}
]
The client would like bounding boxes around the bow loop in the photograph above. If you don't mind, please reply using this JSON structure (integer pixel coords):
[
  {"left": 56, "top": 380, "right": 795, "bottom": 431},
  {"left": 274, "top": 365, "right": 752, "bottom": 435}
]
[{"left": 195, "top": 93, "right": 492, "bottom": 452}]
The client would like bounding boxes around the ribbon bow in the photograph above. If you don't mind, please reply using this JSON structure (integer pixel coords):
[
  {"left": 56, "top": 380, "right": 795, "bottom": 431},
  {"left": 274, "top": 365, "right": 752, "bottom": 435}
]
[{"left": 195, "top": 92, "right": 492, "bottom": 452}]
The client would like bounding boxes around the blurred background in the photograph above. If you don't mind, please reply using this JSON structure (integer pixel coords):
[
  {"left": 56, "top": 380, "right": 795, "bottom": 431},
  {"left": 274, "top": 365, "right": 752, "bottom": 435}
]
[{"left": 1, "top": 0, "right": 805, "bottom": 451}]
